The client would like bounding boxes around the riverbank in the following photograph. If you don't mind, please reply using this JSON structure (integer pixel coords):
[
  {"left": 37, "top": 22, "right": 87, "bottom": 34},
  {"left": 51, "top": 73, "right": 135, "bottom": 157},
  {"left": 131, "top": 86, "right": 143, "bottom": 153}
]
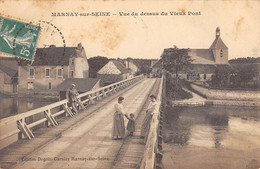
[
  {"left": 190, "top": 82, "right": 260, "bottom": 101},
  {"left": 172, "top": 88, "right": 260, "bottom": 107}
]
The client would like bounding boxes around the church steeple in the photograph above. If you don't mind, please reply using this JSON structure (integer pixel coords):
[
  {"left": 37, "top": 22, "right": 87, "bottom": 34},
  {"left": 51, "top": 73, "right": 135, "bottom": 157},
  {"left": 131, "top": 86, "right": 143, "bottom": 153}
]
[
  {"left": 210, "top": 27, "right": 227, "bottom": 49},
  {"left": 209, "top": 27, "right": 228, "bottom": 64},
  {"left": 216, "top": 27, "right": 220, "bottom": 38}
]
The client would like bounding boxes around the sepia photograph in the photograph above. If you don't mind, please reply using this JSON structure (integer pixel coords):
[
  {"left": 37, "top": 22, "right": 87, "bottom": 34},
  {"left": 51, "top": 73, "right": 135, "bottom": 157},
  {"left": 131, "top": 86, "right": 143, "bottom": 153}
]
[{"left": 0, "top": 0, "right": 259, "bottom": 169}]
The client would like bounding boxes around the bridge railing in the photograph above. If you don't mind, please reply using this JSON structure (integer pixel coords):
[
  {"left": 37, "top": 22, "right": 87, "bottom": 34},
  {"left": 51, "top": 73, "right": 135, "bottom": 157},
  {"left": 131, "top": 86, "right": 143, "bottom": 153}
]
[
  {"left": 140, "top": 72, "right": 165, "bottom": 169},
  {"left": 0, "top": 75, "right": 144, "bottom": 150}
]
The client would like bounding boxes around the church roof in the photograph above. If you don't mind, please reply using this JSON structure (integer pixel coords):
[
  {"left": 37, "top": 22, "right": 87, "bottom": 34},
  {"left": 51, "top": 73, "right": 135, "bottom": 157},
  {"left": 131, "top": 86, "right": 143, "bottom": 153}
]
[
  {"left": 209, "top": 37, "right": 228, "bottom": 49},
  {"left": 189, "top": 49, "right": 215, "bottom": 62}
]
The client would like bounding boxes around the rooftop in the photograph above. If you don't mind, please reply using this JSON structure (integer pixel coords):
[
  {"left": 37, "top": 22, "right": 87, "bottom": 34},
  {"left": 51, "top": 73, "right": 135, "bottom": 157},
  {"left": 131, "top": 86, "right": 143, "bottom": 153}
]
[
  {"left": 0, "top": 64, "right": 17, "bottom": 77},
  {"left": 56, "top": 78, "right": 100, "bottom": 92}
]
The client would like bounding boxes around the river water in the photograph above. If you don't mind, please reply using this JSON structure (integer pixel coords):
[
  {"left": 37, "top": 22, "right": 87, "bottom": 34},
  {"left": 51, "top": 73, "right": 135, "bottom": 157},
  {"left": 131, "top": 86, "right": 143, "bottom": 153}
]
[
  {"left": 0, "top": 95, "right": 58, "bottom": 119},
  {"left": 162, "top": 105, "right": 260, "bottom": 169}
]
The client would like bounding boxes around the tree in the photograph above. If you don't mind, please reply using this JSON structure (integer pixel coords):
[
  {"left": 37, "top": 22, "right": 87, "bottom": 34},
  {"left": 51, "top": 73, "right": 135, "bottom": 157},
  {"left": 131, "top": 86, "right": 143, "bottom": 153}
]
[
  {"left": 236, "top": 66, "right": 257, "bottom": 87},
  {"left": 211, "top": 68, "right": 232, "bottom": 88},
  {"left": 161, "top": 46, "right": 193, "bottom": 98},
  {"left": 229, "top": 57, "right": 260, "bottom": 64},
  {"left": 87, "top": 56, "right": 109, "bottom": 78},
  {"left": 161, "top": 46, "right": 193, "bottom": 77}
]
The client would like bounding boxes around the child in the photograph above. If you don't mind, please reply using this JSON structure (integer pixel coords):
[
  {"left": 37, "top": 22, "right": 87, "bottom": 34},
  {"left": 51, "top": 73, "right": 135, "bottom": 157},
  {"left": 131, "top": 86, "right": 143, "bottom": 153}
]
[{"left": 125, "top": 113, "right": 135, "bottom": 136}]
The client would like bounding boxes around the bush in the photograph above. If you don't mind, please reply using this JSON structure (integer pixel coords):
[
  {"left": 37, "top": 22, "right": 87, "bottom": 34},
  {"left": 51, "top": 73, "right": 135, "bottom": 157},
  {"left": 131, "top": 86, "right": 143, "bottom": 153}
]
[{"left": 166, "top": 74, "right": 192, "bottom": 100}]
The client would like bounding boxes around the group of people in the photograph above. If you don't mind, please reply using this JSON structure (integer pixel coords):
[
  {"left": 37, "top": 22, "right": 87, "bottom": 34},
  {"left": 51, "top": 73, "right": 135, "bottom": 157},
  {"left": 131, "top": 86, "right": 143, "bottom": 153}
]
[
  {"left": 112, "top": 94, "right": 158, "bottom": 140},
  {"left": 65, "top": 83, "right": 158, "bottom": 141}
]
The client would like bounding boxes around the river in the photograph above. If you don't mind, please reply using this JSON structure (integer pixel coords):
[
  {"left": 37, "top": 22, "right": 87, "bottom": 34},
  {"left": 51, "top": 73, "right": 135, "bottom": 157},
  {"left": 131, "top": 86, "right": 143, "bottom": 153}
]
[
  {"left": 162, "top": 105, "right": 260, "bottom": 169},
  {"left": 0, "top": 95, "right": 58, "bottom": 119}
]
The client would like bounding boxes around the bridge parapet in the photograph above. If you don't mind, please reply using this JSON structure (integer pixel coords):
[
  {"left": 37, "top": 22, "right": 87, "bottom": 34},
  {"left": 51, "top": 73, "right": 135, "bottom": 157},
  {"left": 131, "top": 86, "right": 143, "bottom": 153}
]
[
  {"left": 140, "top": 73, "right": 165, "bottom": 169},
  {"left": 0, "top": 75, "right": 144, "bottom": 150}
]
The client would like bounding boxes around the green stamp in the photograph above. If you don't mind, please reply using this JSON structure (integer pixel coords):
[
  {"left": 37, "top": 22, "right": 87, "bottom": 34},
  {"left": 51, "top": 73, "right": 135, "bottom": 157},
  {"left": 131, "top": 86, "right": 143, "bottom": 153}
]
[{"left": 0, "top": 16, "right": 41, "bottom": 60}]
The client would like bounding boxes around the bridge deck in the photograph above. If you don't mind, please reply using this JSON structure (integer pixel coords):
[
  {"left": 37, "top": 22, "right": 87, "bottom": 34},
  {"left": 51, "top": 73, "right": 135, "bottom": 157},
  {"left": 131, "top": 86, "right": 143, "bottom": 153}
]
[{"left": 0, "top": 78, "right": 160, "bottom": 169}]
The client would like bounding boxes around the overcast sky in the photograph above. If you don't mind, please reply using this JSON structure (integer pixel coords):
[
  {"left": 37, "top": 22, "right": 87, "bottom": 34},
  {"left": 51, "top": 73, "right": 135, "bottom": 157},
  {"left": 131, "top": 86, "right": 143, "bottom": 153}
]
[{"left": 1, "top": 0, "right": 259, "bottom": 60}]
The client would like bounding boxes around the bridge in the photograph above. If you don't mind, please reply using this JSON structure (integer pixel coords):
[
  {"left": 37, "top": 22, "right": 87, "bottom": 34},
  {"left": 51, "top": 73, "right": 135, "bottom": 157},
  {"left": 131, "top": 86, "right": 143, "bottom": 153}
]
[{"left": 0, "top": 75, "right": 165, "bottom": 169}]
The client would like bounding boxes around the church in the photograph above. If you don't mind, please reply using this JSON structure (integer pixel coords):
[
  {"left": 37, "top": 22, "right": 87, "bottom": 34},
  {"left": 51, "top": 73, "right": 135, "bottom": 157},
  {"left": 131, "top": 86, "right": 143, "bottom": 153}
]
[{"left": 180, "top": 27, "right": 230, "bottom": 81}]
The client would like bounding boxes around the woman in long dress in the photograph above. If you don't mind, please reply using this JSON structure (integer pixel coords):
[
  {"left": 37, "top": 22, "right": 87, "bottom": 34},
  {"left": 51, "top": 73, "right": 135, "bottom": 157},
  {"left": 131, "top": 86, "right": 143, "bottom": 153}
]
[
  {"left": 112, "top": 96, "right": 126, "bottom": 140},
  {"left": 141, "top": 94, "right": 158, "bottom": 139}
]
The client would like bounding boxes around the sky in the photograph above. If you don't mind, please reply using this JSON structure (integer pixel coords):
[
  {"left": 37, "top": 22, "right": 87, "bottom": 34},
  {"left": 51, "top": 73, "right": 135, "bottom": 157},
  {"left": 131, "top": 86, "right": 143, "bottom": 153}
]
[{"left": 0, "top": 0, "right": 259, "bottom": 60}]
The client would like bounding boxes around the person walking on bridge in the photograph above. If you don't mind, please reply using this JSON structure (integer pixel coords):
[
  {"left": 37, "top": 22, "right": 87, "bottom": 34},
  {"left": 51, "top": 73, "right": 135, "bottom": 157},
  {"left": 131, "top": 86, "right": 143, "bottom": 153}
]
[
  {"left": 141, "top": 94, "right": 158, "bottom": 141},
  {"left": 66, "top": 84, "right": 79, "bottom": 114},
  {"left": 112, "top": 96, "right": 126, "bottom": 140}
]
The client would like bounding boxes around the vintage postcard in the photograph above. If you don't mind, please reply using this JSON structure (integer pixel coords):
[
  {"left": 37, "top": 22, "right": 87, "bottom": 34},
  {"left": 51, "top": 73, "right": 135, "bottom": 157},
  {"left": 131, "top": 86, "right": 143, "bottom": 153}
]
[{"left": 0, "top": 0, "right": 259, "bottom": 169}]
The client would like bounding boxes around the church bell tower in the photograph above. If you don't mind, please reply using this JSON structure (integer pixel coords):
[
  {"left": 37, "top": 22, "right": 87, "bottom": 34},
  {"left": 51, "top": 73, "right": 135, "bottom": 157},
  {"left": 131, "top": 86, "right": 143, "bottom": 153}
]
[{"left": 210, "top": 27, "right": 228, "bottom": 64}]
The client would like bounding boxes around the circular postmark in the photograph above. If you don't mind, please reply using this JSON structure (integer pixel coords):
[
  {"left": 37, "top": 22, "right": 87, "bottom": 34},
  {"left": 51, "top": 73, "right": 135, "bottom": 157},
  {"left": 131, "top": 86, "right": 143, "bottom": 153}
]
[{"left": 36, "top": 20, "right": 66, "bottom": 48}]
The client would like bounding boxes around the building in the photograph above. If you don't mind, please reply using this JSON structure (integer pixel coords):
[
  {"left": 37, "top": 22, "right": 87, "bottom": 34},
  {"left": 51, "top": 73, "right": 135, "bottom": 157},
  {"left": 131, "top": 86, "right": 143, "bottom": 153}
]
[
  {"left": 0, "top": 57, "right": 18, "bottom": 94},
  {"left": 150, "top": 59, "right": 159, "bottom": 68},
  {"left": 170, "top": 27, "right": 230, "bottom": 81},
  {"left": 56, "top": 78, "right": 100, "bottom": 100},
  {"left": 123, "top": 59, "right": 138, "bottom": 76},
  {"left": 17, "top": 43, "right": 89, "bottom": 94},
  {"left": 97, "top": 60, "right": 130, "bottom": 86},
  {"left": 151, "top": 59, "right": 162, "bottom": 78}
]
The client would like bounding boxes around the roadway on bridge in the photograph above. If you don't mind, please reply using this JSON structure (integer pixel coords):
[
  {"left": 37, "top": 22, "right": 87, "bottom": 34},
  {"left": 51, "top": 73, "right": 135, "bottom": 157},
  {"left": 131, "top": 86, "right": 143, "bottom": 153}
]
[{"left": 12, "top": 78, "right": 158, "bottom": 169}]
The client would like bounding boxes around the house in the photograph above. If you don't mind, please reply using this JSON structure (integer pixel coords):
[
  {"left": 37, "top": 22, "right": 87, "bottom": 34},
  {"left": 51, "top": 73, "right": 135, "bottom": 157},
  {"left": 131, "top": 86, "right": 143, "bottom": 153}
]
[
  {"left": 56, "top": 78, "right": 100, "bottom": 100},
  {"left": 151, "top": 59, "right": 162, "bottom": 78},
  {"left": 17, "top": 43, "right": 89, "bottom": 94},
  {"left": 123, "top": 59, "right": 138, "bottom": 76},
  {"left": 0, "top": 57, "right": 18, "bottom": 94},
  {"left": 97, "top": 60, "right": 130, "bottom": 86}
]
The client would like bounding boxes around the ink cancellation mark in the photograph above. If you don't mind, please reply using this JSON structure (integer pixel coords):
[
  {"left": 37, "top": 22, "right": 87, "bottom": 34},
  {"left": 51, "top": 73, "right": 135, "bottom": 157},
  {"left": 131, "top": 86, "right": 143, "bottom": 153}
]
[{"left": 0, "top": 16, "right": 41, "bottom": 61}]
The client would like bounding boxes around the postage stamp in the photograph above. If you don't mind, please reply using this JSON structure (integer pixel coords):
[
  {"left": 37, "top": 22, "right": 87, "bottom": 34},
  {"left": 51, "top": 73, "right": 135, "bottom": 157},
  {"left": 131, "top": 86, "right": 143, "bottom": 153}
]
[{"left": 0, "top": 16, "right": 41, "bottom": 60}]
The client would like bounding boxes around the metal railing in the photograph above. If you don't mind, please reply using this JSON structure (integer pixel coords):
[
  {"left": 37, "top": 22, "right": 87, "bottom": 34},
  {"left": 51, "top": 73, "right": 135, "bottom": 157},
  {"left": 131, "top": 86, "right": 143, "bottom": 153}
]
[
  {"left": 140, "top": 73, "right": 165, "bottom": 169},
  {"left": 0, "top": 75, "right": 144, "bottom": 150}
]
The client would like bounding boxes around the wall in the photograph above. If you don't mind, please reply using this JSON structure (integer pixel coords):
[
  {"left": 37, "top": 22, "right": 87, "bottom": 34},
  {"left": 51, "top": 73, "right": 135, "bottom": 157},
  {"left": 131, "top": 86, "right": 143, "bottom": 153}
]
[
  {"left": 213, "top": 49, "right": 228, "bottom": 64},
  {"left": 0, "top": 72, "right": 4, "bottom": 92},
  {"left": 97, "top": 74, "right": 123, "bottom": 86},
  {"left": 190, "top": 83, "right": 260, "bottom": 101},
  {"left": 0, "top": 71, "right": 15, "bottom": 94},
  {"left": 74, "top": 57, "right": 89, "bottom": 78},
  {"left": 18, "top": 66, "right": 66, "bottom": 94},
  {"left": 91, "top": 80, "right": 101, "bottom": 91},
  {"left": 128, "top": 61, "right": 138, "bottom": 74},
  {"left": 122, "top": 73, "right": 130, "bottom": 80}
]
